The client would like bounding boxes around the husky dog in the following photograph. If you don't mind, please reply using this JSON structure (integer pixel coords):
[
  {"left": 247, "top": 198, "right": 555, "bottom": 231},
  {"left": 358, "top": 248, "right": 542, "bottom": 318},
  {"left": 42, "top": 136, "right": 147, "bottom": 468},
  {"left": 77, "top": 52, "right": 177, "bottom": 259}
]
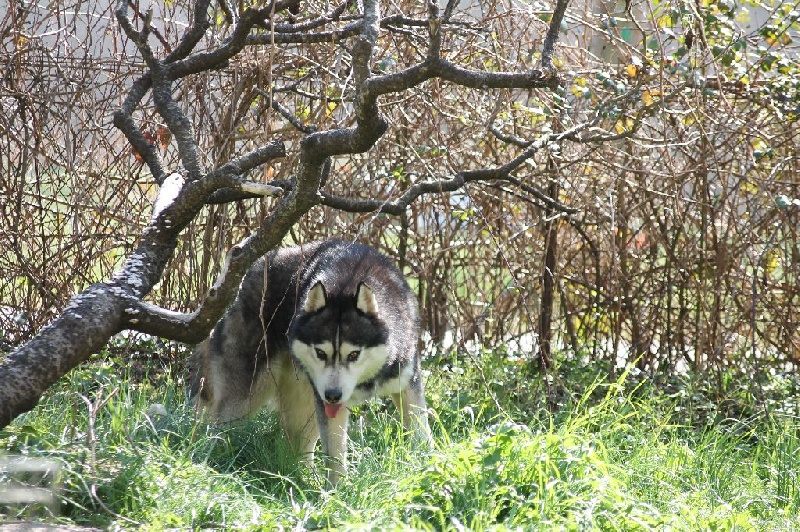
[{"left": 189, "top": 240, "right": 432, "bottom": 484}]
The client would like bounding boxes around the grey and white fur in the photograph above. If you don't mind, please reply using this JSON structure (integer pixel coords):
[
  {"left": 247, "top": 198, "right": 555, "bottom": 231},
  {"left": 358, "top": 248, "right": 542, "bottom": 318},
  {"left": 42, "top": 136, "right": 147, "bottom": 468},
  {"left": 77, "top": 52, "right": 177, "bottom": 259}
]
[{"left": 189, "top": 240, "right": 432, "bottom": 484}]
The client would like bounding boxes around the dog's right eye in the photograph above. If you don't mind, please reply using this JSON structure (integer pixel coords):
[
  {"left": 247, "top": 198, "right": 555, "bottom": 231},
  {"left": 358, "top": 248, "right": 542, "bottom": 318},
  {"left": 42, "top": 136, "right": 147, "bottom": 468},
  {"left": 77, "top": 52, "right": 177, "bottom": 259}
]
[{"left": 315, "top": 348, "right": 327, "bottom": 361}]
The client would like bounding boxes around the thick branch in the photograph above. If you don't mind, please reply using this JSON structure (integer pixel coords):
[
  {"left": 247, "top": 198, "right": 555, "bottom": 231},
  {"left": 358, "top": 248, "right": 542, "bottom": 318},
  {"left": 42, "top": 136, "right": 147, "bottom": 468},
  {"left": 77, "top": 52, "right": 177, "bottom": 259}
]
[
  {"left": 0, "top": 286, "right": 127, "bottom": 425},
  {"left": 244, "top": 13, "right": 482, "bottom": 47},
  {"left": 206, "top": 140, "right": 287, "bottom": 180},
  {"left": 152, "top": 72, "right": 205, "bottom": 181},
  {"left": 115, "top": 1, "right": 158, "bottom": 67},
  {"left": 168, "top": 1, "right": 298, "bottom": 79},
  {"left": 164, "top": 0, "right": 212, "bottom": 63},
  {"left": 247, "top": 21, "right": 363, "bottom": 45},
  {"left": 364, "top": 59, "right": 557, "bottom": 99},
  {"left": 248, "top": 0, "right": 355, "bottom": 42},
  {"left": 112, "top": 75, "right": 167, "bottom": 184},
  {"left": 541, "top": 0, "right": 571, "bottom": 72},
  {"left": 427, "top": 0, "right": 442, "bottom": 60}
]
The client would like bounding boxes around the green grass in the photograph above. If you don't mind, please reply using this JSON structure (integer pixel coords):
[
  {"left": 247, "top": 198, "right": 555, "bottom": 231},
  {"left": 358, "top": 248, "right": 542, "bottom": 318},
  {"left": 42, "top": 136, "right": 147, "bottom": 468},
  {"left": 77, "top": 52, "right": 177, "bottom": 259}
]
[{"left": 2, "top": 348, "right": 800, "bottom": 530}]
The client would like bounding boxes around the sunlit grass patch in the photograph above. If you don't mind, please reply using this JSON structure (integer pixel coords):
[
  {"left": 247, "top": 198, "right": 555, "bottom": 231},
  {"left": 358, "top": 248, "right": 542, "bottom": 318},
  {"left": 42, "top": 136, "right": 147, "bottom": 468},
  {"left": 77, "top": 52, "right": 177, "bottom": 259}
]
[
  {"left": 3, "top": 348, "right": 800, "bottom": 529},
  {"left": 396, "top": 421, "right": 666, "bottom": 530}
]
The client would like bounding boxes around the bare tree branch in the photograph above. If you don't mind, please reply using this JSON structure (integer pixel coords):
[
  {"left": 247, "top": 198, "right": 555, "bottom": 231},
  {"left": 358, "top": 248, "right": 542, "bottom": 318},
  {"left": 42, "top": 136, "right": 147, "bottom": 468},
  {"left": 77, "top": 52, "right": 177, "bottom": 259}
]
[
  {"left": 112, "top": 75, "right": 166, "bottom": 184},
  {"left": 541, "top": 0, "right": 570, "bottom": 72},
  {"left": 254, "top": 87, "right": 318, "bottom": 134},
  {"left": 168, "top": 2, "right": 299, "bottom": 79},
  {"left": 365, "top": 59, "right": 558, "bottom": 98},
  {"left": 319, "top": 117, "right": 592, "bottom": 215},
  {"left": 164, "top": 0, "right": 212, "bottom": 62}
]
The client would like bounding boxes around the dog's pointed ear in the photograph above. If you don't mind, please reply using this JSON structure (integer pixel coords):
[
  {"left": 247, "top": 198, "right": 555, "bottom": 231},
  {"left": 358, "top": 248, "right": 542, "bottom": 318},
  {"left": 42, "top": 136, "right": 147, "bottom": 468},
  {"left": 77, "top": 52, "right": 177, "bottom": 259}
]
[
  {"left": 304, "top": 281, "right": 327, "bottom": 312},
  {"left": 355, "top": 282, "right": 378, "bottom": 315}
]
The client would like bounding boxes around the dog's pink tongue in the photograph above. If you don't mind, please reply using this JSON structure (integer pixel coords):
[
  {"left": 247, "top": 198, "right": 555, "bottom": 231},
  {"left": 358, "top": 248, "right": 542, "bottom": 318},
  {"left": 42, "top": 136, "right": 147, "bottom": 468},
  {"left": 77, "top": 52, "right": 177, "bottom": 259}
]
[{"left": 324, "top": 402, "right": 343, "bottom": 418}]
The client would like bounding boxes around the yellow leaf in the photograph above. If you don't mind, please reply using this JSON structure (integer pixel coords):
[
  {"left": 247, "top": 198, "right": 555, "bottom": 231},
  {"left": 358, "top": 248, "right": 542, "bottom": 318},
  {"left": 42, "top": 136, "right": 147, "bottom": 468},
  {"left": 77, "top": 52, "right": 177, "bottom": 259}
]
[
  {"left": 619, "top": 117, "right": 635, "bottom": 133},
  {"left": 735, "top": 7, "right": 750, "bottom": 24},
  {"left": 751, "top": 137, "right": 768, "bottom": 151},
  {"left": 641, "top": 89, "right": 654, "bottom": 106},
  {"left": 763, "top": 249, "right": 779, "bottom": 276},
  {"left": 614, "top": 118, "right": 634, "bottom": 134},
  {"left": 657, "top": 14, "right": 675, "bottom": 28},
  {"left": 741, "top": 180, "right": 758, "bottom": 194},
  {"left": 625, "top": 64, "right": 638, "bottom": 78}
]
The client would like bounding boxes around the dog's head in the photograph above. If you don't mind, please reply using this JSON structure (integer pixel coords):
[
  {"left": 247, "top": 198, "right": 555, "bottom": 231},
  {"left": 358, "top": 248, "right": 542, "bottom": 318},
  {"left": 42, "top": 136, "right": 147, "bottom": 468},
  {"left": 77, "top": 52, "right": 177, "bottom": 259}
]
[{"left": 290, "top": 281, "right": 390, "bottom": 417}]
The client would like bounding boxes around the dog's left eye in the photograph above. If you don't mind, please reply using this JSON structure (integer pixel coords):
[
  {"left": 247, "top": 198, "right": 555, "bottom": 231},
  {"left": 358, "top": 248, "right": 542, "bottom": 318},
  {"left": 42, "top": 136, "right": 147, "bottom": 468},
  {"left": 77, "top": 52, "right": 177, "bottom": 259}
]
[
  {"left": 315, "top": 348, "right": 327, "bottom": 361},
  {"left": 347, "top": 350, "right": 360, "bottom": 363}
]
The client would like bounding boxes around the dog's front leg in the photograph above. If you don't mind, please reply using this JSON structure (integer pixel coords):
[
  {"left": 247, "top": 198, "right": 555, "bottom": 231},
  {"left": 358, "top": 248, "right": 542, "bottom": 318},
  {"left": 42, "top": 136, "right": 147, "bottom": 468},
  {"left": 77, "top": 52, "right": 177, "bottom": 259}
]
[
  {"left": 315, "top": 398, "right": 350, "bottom": 486},
  {"left": 393, "top": 378, "right": 433, "bottom": 449},
  {"left": 277, "top": 368, "right": 319, "bottom": 465}
]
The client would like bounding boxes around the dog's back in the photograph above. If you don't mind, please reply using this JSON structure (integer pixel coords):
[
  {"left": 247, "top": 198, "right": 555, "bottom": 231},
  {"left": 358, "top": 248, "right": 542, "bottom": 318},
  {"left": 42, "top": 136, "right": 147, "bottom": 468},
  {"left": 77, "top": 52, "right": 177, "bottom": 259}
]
[{"left": 189, "top": 240, "right": 329, "bottom": 418}]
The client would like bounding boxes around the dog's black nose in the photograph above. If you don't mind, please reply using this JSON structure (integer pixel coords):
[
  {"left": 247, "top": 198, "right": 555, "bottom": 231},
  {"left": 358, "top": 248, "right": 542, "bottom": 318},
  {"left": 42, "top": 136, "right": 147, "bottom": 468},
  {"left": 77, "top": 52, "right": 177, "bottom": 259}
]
[{"left": 324, "top": 389, "right": 342, "bottom": 403}]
